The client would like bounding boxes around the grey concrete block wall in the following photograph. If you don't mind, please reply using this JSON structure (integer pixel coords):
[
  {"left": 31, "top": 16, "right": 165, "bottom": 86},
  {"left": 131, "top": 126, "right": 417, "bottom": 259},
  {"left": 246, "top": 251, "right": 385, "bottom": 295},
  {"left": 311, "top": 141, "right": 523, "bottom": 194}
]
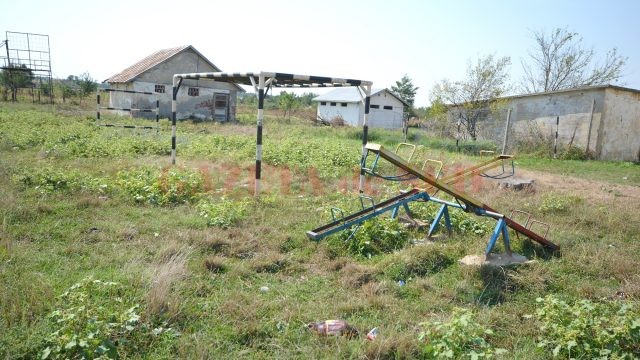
[
  {"left": 107, "top": 49, "right": 240, "bottom": 121},
  {"left": 599, "top": 88, "right": 640, "bottom": 161},
  {"left": 466, "top": 86, "right": 639, "bottom": 161}
]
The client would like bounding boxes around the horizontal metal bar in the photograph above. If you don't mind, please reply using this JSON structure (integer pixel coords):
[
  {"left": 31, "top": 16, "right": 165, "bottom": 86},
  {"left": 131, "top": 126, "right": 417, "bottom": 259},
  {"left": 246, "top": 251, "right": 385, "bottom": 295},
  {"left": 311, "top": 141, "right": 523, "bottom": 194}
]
[
  {"left": 97, "top": 124, "right": 156, "bottom": 129},
  {"left": 100, "top": 107, "right": 156, "bottom": 112},
  {"left": 102, "top": 89, "right": 155, "bottom": 95},
  {"left": 307, "top": 189, "right": 428, "bottom": 240}
]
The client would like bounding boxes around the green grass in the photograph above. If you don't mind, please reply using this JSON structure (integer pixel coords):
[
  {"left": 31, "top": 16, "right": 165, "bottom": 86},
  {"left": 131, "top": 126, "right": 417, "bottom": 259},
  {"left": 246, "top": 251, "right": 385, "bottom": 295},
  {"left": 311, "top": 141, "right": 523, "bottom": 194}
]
[{"left": 1, "top": 102, "right": 639, "bottom": 359}]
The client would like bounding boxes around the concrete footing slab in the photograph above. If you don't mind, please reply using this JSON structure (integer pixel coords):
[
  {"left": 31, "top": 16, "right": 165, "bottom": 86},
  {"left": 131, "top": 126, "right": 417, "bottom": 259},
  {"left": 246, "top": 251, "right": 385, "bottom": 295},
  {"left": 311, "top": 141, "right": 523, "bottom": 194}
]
[
  {"left": 496, "top": 178, "right": 535, "bottom": 191},
  {"left": 459, "top": 253, "right": 532, "bottom": 266}
]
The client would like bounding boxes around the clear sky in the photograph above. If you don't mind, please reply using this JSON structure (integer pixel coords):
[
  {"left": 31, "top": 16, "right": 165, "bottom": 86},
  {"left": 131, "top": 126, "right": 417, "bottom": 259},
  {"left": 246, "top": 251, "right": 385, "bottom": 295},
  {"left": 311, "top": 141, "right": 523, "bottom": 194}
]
[{"left": 2, "top": 0, "right": 639, "bottom": 106}]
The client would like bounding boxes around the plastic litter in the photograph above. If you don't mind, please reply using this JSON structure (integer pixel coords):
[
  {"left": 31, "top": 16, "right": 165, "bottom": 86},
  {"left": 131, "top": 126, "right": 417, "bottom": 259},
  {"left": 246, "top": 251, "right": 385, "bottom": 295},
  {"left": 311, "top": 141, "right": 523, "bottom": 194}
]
[
  {"left": 366, "top": 327, "right": 379, "bottom": 341},
  {"left": 307, "top": 320, "right": 359, "bottom": 339}
]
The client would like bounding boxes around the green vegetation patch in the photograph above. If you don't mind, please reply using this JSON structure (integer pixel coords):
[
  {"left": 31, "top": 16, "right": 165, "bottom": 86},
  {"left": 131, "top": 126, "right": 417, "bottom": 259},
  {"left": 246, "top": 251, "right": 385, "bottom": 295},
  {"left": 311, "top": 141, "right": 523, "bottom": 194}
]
[
  {"left": 197, "top": 197, "right": 250, "bottom": 228},
  {"left": 419, "top": 308, "right": 508, "bottom": 358},
  {"left": 41, "top": 278, "right": 178, "bottom": 359},
  {"left": 117, "top": 166, "right": 206, "bottom": 205},
  {"left": 327, "top": 218, "right": 410, "bottom": 259},
  {"left": 530, "top": 295, "right": 640, "bottom": 358}
]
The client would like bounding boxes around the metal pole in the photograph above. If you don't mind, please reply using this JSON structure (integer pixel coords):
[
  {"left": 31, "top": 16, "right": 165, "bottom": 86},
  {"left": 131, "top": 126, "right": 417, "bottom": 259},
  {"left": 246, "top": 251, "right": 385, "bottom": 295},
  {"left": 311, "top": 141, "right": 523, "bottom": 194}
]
[
  {"left": 586, "top": 98, "right": 595, "bottom": 155},
  {"left": 4, "top": 39, "right": 13, "bottom": 102},
  {"left": 171, "top": 76, "right": 178, "bottom": 165},
  {"left": 156, "top": 94, "right": 160, "bottom": 133},
  {"left": 46, "top": 35, "right": 53, "bottom": 104},
  {"left": 359, "top": 84, "right": 372, "bottom": 193},
  {"left": 501, "top": 108, "right": 512, "bottom": 155},
  {"left": 553, "top": 116, "right": 559, "bottom": 159},
  {"left": 4, "top": 39, "right": 9, "bottom": 66},
  {"left": 456, "top": 117, "right": 461, "bottom": 152},
  {"left": 255, "top": 74, "right": 265, "bottom": 196},
  {"left": 96, "top": 89, "right": 100, "bottom": 124}
]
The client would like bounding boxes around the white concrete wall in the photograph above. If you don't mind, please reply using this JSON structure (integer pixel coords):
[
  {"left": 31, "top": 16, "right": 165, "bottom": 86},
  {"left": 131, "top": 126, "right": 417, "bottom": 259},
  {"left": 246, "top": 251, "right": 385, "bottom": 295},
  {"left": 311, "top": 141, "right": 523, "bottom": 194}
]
[
  {"left": 368, "top": 91, "right": 404, "bottom": 129},
  {"left": 599, "top": 88, "right": 640, "bottom": 161},
  {"left": 317, "top": 102, "right": 360, "bottom": 126},
  {"left": 315, "top": 90, "right": 405, "bottom": 129}
]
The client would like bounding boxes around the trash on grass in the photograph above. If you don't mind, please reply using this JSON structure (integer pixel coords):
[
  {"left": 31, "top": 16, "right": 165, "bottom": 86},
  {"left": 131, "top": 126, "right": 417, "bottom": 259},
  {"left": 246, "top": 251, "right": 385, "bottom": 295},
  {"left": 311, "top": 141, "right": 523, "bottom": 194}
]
[
  {"left": 366, "top": 327, "right": 379, "bottom": 341},
  {"left": 308, "top": 320, "right": 359, "bottom": 339}
]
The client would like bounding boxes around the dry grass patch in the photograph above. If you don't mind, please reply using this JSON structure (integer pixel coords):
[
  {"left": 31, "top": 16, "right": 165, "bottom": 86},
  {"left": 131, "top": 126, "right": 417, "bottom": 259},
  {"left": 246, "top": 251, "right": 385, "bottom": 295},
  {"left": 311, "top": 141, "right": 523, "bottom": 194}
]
[
  {"left": 364, "top": 332, "right": 421, "bottom": 360},
  {"left": 1, "top": 273, "right": 53, "bottom": 327},
  {"left": 339, "top": 262, "right": 375, "bottom": 288},
  {"left": 250, "top": 251, "right": 290, "bottom": 274},
  {"left": 76, "top": 194, "right": 103, "bottom": 208},
  {"left": 203, "top": 255, "right": 227, "bottom": 273},
  {"left": 146, "top": 246, "right": 190, "bottom": 319},
  {"left": 119, "top": 225, "right": 138, "bottom": 241},
  {"left": 200, "top": 237, "right": 231, "bottom": 254}
]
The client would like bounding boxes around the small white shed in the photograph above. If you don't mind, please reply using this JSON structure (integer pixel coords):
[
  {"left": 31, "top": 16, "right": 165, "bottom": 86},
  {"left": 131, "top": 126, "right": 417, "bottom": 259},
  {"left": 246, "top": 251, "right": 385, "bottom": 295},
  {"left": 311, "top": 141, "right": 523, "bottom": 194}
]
[{"left": 313, "top": 88, "right": 407, "bottom": 129}]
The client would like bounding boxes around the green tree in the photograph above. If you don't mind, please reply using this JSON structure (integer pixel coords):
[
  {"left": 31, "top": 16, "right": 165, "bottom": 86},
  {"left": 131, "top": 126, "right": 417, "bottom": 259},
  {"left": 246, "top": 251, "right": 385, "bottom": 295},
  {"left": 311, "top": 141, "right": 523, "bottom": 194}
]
[
  {"left": 278, "top": 91, "right": 299, "bottom": 119},
  {"left": 0, "top": 64, "right": 34, "bottom": 101},
  {"left": 298, "top": 92, "right": 318, "bottom": 107},
  {"left": 391, "top": 74, "right": 419, "bottom": 110},
  {"left": 58, "top": 83, "right": 75, "bottom": 103},
  {"left": 430, "top": 54, "right": 511, "bottom": 141},
  {"left": 238, "top": 93, "right": 257, "bottom": 106},
  {"left": 74, "top": 72, "right": 97, "bottom": 104},
  {"left": 392, "top": 75, "right": 419, "bottom": 139},
  {"left": 521, "top": 27, "right": 627, "bottom": 93}
]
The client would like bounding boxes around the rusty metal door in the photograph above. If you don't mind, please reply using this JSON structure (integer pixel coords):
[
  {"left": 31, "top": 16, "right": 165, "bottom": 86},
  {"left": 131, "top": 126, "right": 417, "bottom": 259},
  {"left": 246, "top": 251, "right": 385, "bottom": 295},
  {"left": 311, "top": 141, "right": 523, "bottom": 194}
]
[{"left": 213, "top": 93, "right": 229, "bottom": 121}]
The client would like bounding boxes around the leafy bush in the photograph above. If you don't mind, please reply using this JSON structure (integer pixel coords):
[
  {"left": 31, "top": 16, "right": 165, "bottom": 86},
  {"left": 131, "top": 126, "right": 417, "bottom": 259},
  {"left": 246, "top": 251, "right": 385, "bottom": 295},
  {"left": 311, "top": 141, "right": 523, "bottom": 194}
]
[
  {"left": 197, "top": 197, "right": 249, "bottom": 228},
  {"left": 328, "top": 218, "right": 409, "bottom": 258},
  {"left": 410, "top": 203, "right": 490, "bottom": 236},
  {"left": 40, "top": 278, "right": 178, "bottom": 359},
  {"left": 560, "top": 145, "right": 589, "bottom": 160},
  {"left": 530, "top": 295, "right": 640, "bottom": 358},
  {"left": 11, "top": 167, "right": 108, "bottom": 194},
  {"left": 419, "top": 308, "right": 507, "bottom": 358},
  {"left": 117, "top": 166, "right": 205, "bottom": 205}
]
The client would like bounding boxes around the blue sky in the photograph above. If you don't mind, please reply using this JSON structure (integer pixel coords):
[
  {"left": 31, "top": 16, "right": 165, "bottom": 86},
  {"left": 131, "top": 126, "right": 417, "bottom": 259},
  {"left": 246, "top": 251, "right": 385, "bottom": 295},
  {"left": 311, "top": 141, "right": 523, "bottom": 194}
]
[{"left": 2, "top": 0, "right": 639, "bottom": 106}]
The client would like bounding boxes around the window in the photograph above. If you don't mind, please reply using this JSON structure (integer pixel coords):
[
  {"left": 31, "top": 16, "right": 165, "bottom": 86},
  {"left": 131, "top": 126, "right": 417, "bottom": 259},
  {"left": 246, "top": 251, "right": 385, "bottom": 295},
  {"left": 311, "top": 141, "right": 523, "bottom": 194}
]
[
  {"left": 370, "top": 104, "right": 380, "bottom": 109},
  {"left": 383, "top": 105, "right": 393, "bottom": 110},
  {"left": 188, "top": 87, "right": 199, "bottom": 96},
  {"left": 155, "top": 84, "right": 165, "bottom": 93},
  {"left": 330, "top": 102, "right": 337, "bottom": 106},
  {"left": 320, "top": 101, "right": 326, "bottom": 105},
  {"left": 341, "top": 103, "right": 347, "bottom": 107}
]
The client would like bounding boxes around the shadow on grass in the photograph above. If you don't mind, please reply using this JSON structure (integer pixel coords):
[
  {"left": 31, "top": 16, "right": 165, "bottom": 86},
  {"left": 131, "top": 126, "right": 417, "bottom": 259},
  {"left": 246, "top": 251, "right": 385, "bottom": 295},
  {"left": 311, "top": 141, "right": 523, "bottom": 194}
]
[
  {"left": 474, "top": 265, "right": 511, "bottom": 306},
  {"left": 520, "top": 239, "right": 562, "bottom": 261}
]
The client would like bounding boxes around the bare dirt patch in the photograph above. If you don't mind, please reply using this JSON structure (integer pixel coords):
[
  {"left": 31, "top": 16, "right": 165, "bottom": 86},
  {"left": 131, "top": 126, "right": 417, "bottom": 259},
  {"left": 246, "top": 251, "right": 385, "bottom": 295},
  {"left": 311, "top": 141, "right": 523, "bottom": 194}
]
[{"left": 515, "top": 169, "right": 640, "bottom": 202}]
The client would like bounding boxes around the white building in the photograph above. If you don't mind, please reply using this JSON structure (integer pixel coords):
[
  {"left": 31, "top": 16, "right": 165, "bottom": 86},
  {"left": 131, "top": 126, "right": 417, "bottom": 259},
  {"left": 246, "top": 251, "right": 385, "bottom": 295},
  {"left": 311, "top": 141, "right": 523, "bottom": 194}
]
[{"left": 313, "top": 88, "right": 407, "bottom": 129}]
